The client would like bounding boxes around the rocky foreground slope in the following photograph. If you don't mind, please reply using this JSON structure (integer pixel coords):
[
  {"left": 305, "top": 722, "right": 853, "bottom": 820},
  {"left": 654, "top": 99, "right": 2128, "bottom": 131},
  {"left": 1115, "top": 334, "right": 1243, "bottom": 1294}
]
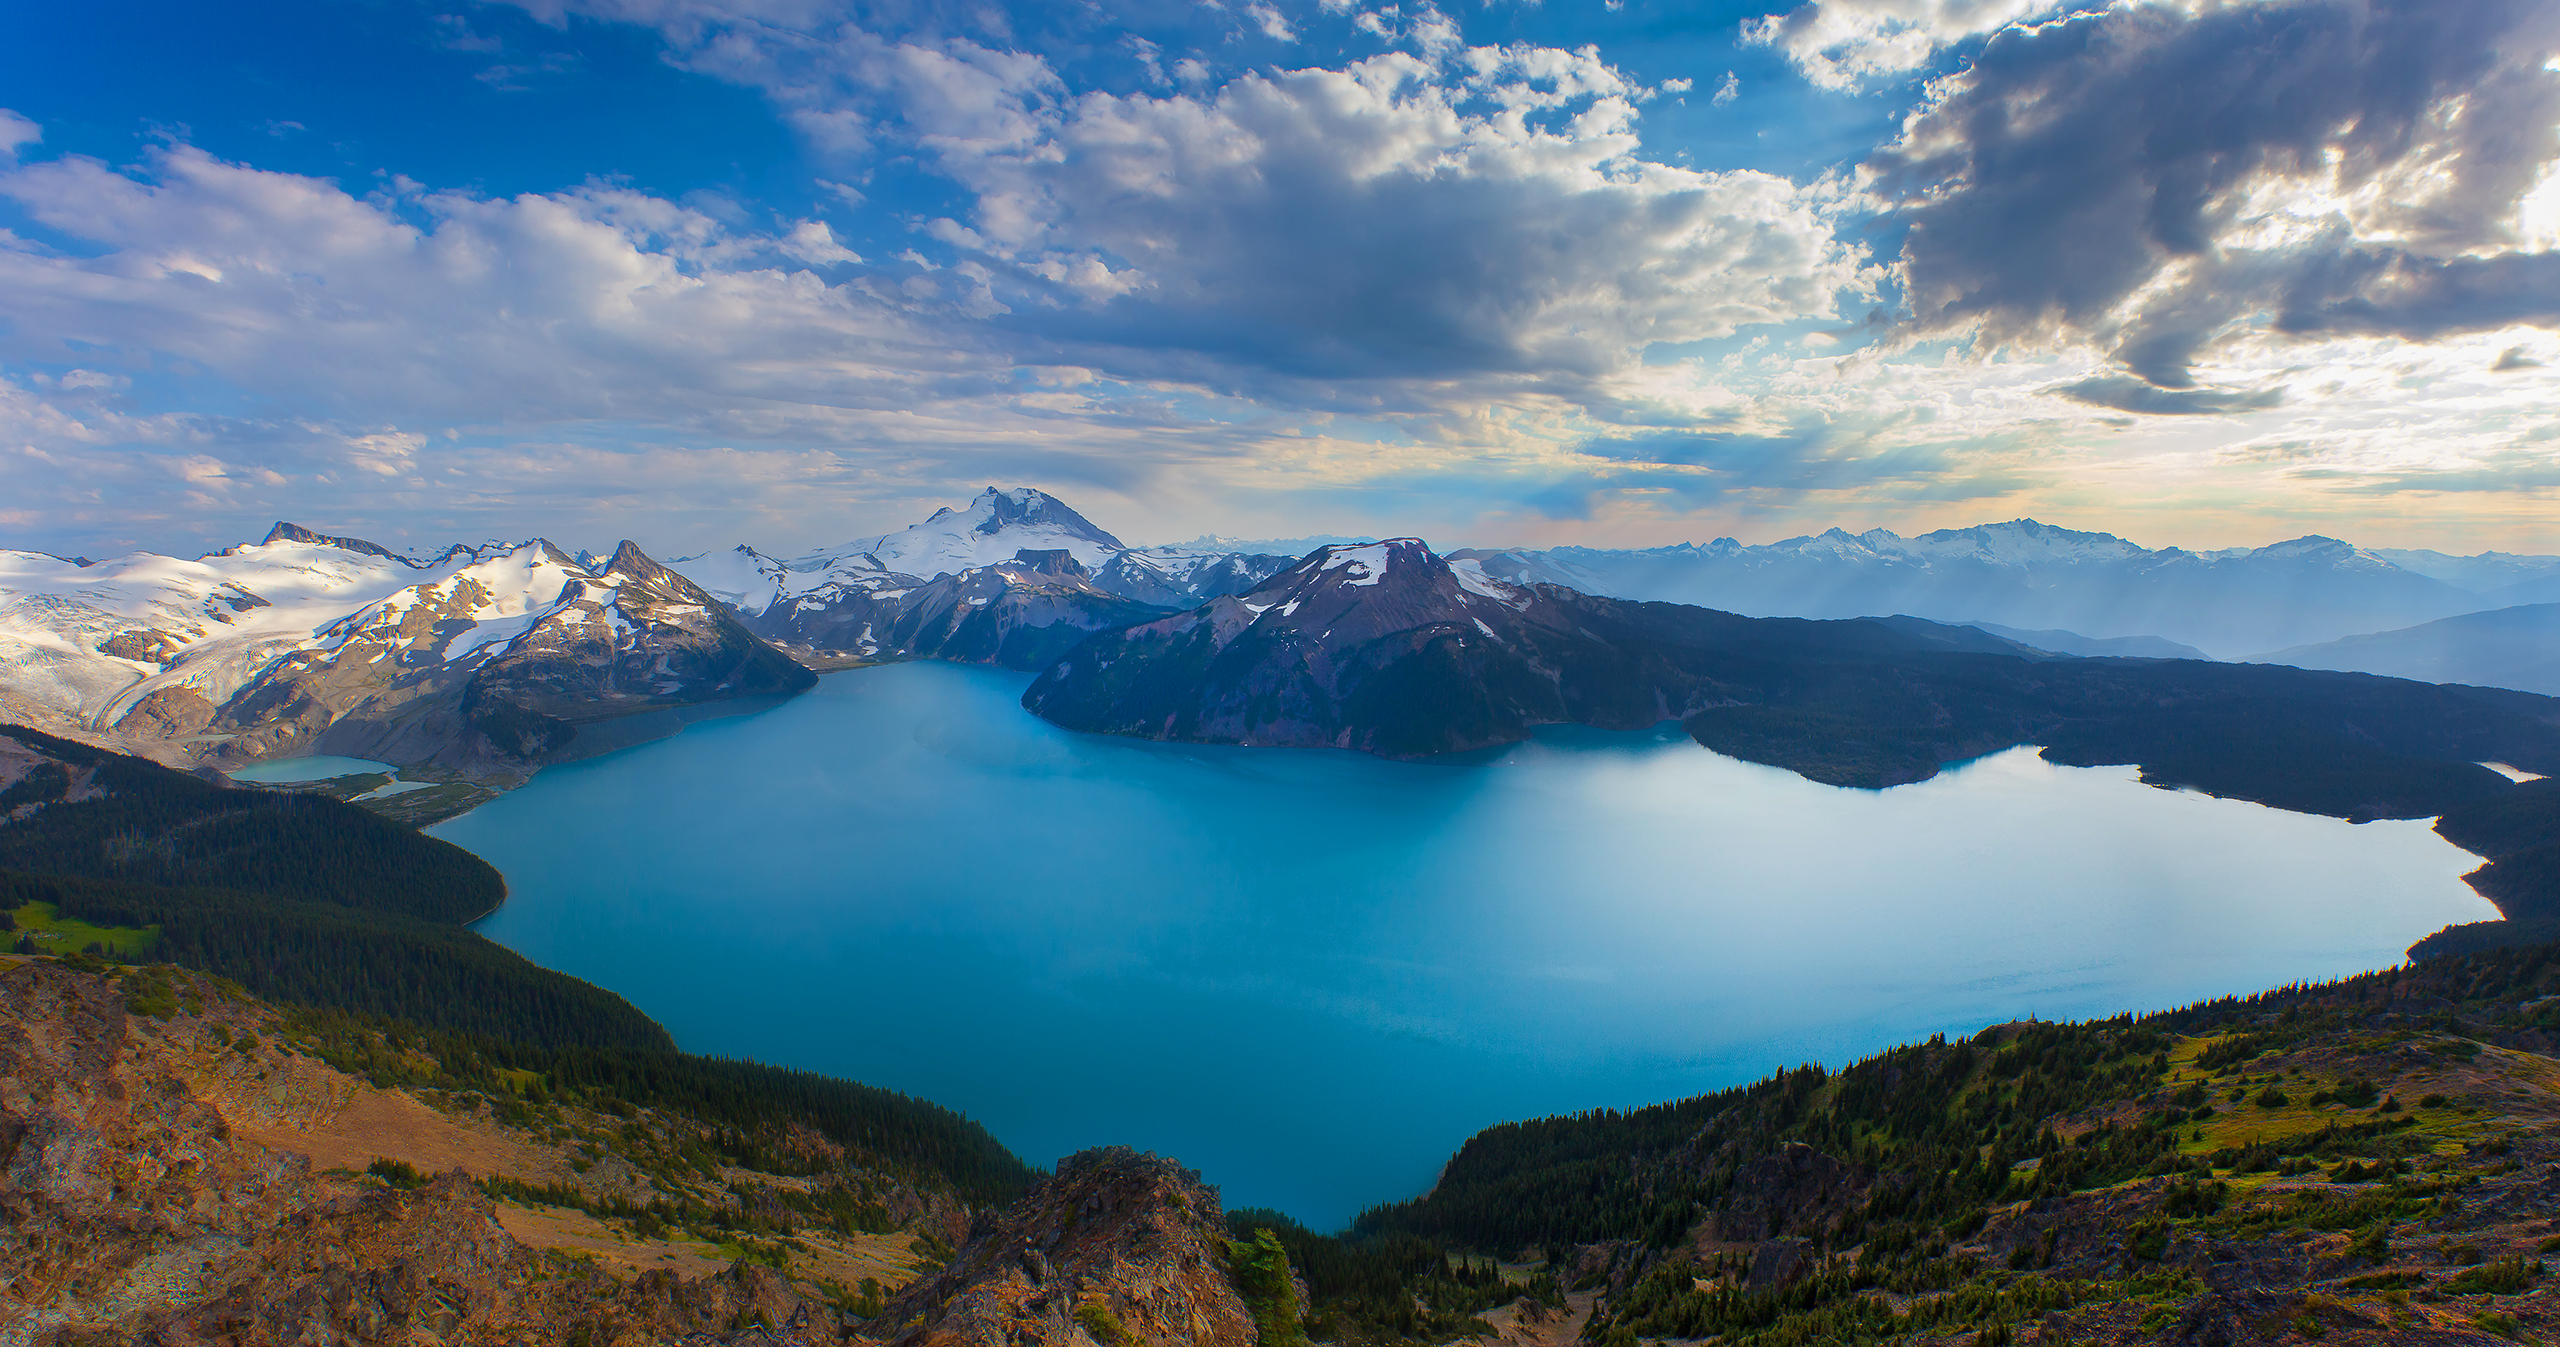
[
  {"left": 38, "top": 937, "right": 2560, "bottom": 1346},
  {"left": 0, "top": 958, "right": 860, "bottom": 1345},
  {"left": 0, "top": 950, "right": 1294, "bottom": 1347}
]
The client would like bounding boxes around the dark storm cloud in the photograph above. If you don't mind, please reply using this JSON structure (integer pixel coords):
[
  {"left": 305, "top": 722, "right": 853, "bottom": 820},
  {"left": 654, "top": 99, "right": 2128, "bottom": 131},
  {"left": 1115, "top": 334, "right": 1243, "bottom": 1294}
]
[
  {"left": 1865, "top": 0, "right": 2560, "bottom": 393},
  {"left": 2051, "top": 377, "right": 2283, "bottom": 416}
]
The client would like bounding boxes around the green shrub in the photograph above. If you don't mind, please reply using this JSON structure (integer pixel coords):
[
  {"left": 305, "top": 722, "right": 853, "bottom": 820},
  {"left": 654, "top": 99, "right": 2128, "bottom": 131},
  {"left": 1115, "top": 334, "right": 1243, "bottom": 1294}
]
[
  {"left": 2345, "top": 1222, "right": 2390, "bottom": 1264},
  {"left": 2443, "top": 1256, "right": 2536, "bottom": 1296},
  {"left": 1077, "top": 1300, "right": 1137, "bottom": 1347},
  {"left": 2126, "top": 1219, "right": 2169, "bottom": 1262},
  {"left": 1227, "top": 1228, "right": 1307, "bottom": 1347},
  {"left": 368, "top": 1157, "right": 429, "bottom": 1190},
  {"left": 2255, "top": 1086, "right": 2291, "bottom": 1109},
  {"left": 2162, "top": 1178, "right": 2227, "bottom": 1217}
]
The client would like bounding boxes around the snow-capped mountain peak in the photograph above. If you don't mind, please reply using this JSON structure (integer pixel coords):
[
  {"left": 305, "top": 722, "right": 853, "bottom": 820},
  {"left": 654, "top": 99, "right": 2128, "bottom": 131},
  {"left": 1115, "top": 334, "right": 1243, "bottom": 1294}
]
[
  {"left": 851, "top": 487, "right": 1127, "bottom": 582},
  {"left": 1902, "top": 519, "right": 2150, "bottom": 567},
  {"left": 668, "top": 487, "right": 1144, "bottom": 617}
]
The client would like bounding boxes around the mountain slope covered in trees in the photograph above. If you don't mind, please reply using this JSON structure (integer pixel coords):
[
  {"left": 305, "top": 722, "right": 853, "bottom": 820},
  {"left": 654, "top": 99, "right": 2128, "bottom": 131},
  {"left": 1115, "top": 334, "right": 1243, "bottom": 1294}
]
[{"left": 1026, "top": 540, "right": 2560, "bottom": 821}]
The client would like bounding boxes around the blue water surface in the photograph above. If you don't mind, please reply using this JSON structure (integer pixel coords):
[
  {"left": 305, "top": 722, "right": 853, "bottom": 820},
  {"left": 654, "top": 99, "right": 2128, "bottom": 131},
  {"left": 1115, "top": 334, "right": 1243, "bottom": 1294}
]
[
  {"left": 439, "top": 663, "right": 2495, "bottom": 1229},
  {"left": 228, "top": 755, "right": 393, "bottom": 782}
]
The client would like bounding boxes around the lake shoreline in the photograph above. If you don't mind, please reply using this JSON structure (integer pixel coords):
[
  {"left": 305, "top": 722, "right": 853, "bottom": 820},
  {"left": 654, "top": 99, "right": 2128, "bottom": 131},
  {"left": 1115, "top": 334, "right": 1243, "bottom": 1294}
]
[{"left": 426, "top": 661, "right": 2496, "bottom": 1228}]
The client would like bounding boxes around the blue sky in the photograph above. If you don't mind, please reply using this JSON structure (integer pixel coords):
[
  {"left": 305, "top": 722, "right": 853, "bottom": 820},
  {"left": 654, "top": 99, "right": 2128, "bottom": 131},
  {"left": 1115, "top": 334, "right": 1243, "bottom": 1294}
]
[{"left": 4, "top": 0, "right": 2559, "bottom": 558}]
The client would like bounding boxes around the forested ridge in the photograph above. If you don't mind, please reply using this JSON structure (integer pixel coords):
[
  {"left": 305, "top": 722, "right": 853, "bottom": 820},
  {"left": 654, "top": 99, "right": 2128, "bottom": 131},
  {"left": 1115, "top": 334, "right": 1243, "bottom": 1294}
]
[
  {"left": 2409, "top": 777, "right": 2560, "bottom": 959},
  {"left": 0, "top": 870, "right": 671, "bottom": 1050},
  {"left": 0, "top": 725, "right": 503, "bottom": 920},
  {"left": 0, "top": 724, "right": 1040, "bottom": 1207},
  {"left": 1276, "top": 941, "right": 2560, "bottom": 1345}
]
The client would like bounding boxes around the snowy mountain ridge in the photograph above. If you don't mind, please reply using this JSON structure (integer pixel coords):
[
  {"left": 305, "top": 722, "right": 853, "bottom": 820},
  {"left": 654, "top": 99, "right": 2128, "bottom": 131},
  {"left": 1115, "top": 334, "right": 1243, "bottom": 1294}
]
[
  {"left": 14, "top": 494, "right": 2560, "bottom": 776},
  {"left": 0, "top": 524, "right": 810, "bottom": 779},
  {"left": 1455, "top": 519, "right": 2536, "bottom": 657},
  {"left": 669, "top": 488, "right": 1295, "bottom": 619},
  {"left": 0, "top": 527, "right": 530, "bottom": 736}
]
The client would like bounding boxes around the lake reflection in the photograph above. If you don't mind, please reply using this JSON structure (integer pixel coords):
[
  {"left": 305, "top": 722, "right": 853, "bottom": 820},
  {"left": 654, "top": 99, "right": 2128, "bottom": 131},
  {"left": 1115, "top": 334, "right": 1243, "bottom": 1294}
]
[{"left": 441, "top": 662, "right": 2494, "bottom": 1228}]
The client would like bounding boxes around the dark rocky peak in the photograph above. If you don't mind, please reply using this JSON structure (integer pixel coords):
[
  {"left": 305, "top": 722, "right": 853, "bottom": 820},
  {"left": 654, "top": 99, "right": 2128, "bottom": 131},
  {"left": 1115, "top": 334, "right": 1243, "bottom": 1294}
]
[
  {"left": 415, "top": 540, "right": 500, "bottom": 568},
  {"left": 604, "top": 538, "right": 679, "bottom": 586},
  {"left": 255, "top": 521, "right": 402, "bottom": 561},
  {"left": 1007, "top": 548, "right": 1090, "bottom": 578},
  {"left": 1255, "top": 538, "right": 1439, "bottom": 593},
  {"left": 1235, "top": 538, "right": 1530, "bottom": 644},
  {"left": 597, "top": 541, "right": 739, "bottom": 613},
  {"left": 1250, "top": 539, "right": 1426, "bottom": 610},
  {"left": 870, "top": 1146, "right": 1271, "bottom": 1347}
]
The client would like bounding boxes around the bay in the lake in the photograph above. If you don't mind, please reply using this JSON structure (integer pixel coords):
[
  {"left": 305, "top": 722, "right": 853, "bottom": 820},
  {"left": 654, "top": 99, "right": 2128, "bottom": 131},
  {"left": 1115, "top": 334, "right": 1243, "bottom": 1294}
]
[{"left": 439, "top": 662, "right": 2496, "bottom": 1228}]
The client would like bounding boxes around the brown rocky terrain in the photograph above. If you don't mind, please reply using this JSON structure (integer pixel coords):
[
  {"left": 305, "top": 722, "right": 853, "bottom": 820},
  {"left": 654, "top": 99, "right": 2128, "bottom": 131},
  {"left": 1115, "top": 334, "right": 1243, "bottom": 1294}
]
[
  {"left": 0, "top": 956, "right": 962, "bottom": 1345},
  {"left": 867, "top": 1147, "right": 1277, "bottom": 1347},
  {"left": 0, "top": 954, "right": 1334, "bottom": 1347}
]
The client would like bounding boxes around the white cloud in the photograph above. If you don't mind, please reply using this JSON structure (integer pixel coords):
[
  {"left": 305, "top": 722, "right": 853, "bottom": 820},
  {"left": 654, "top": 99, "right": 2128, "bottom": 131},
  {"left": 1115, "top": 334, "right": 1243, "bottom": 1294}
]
[
  {"left": 10, "top": 0, "right": 2556, "bottom": 557},
  {"left": 920, "top": 47, "right": 1867, "bottom": 404},
  {"left": 0, "top": 109, "right": 38, "bottom": 163},
  {"left": 0, "top": 146, "right": 990, "bottom": 425},
  {"left": 1741, "top": 0, "right": 2067, "bottom": 90},
  {"left": 556, "top": 12, "right": 1872, "bottom": 408},
  {"left": 1247, "top": 2, "right": 1298, "bottom": 43}
]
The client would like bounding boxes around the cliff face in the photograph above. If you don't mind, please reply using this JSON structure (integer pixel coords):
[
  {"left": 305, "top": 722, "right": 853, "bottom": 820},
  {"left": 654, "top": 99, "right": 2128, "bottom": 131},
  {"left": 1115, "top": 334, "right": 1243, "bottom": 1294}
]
[{"left": 868, "top": 1148, "right": 1276, "bottom": 1347}]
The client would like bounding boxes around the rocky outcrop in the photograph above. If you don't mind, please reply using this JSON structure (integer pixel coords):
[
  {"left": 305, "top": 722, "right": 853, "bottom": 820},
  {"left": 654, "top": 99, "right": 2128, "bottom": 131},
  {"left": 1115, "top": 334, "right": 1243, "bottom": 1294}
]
[
  {"left": 1706, "top": 1142, "right": 1874, "bottom": 1245},
  {"left": 113, "top": 685, "right": 216, "bottom": 740},
  {"left": 257, "top": 521, "right": 403, "bottom": 560},
  {"left": 867, "top": 1148, "right": 1272, "bottom": 1347},
  {"left": 0, "top": 960, "right": 841, "bottom": 1346}
]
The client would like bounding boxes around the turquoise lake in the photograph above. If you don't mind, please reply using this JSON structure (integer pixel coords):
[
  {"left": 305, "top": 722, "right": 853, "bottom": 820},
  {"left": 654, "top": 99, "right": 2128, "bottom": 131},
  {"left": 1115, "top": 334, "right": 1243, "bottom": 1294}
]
[{"left": 437, "top": 662, "right": 2497, "bottom": 1229}]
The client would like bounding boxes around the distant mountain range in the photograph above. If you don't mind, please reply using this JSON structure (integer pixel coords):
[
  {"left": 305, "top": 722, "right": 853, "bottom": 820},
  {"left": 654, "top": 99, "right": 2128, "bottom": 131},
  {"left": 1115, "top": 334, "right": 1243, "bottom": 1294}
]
[
  {"left": 2249, "top": 604, "right": 2560, "bottom": 696},
  {"left": 0, "top": 490, "right": 1298, "bottom": 784},
  {"left": 1453, "top": 520, "right": 2560, "bottom": 659},
  {"left": 7, "top": 490, "right": 2560, "bottom": 791}
]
